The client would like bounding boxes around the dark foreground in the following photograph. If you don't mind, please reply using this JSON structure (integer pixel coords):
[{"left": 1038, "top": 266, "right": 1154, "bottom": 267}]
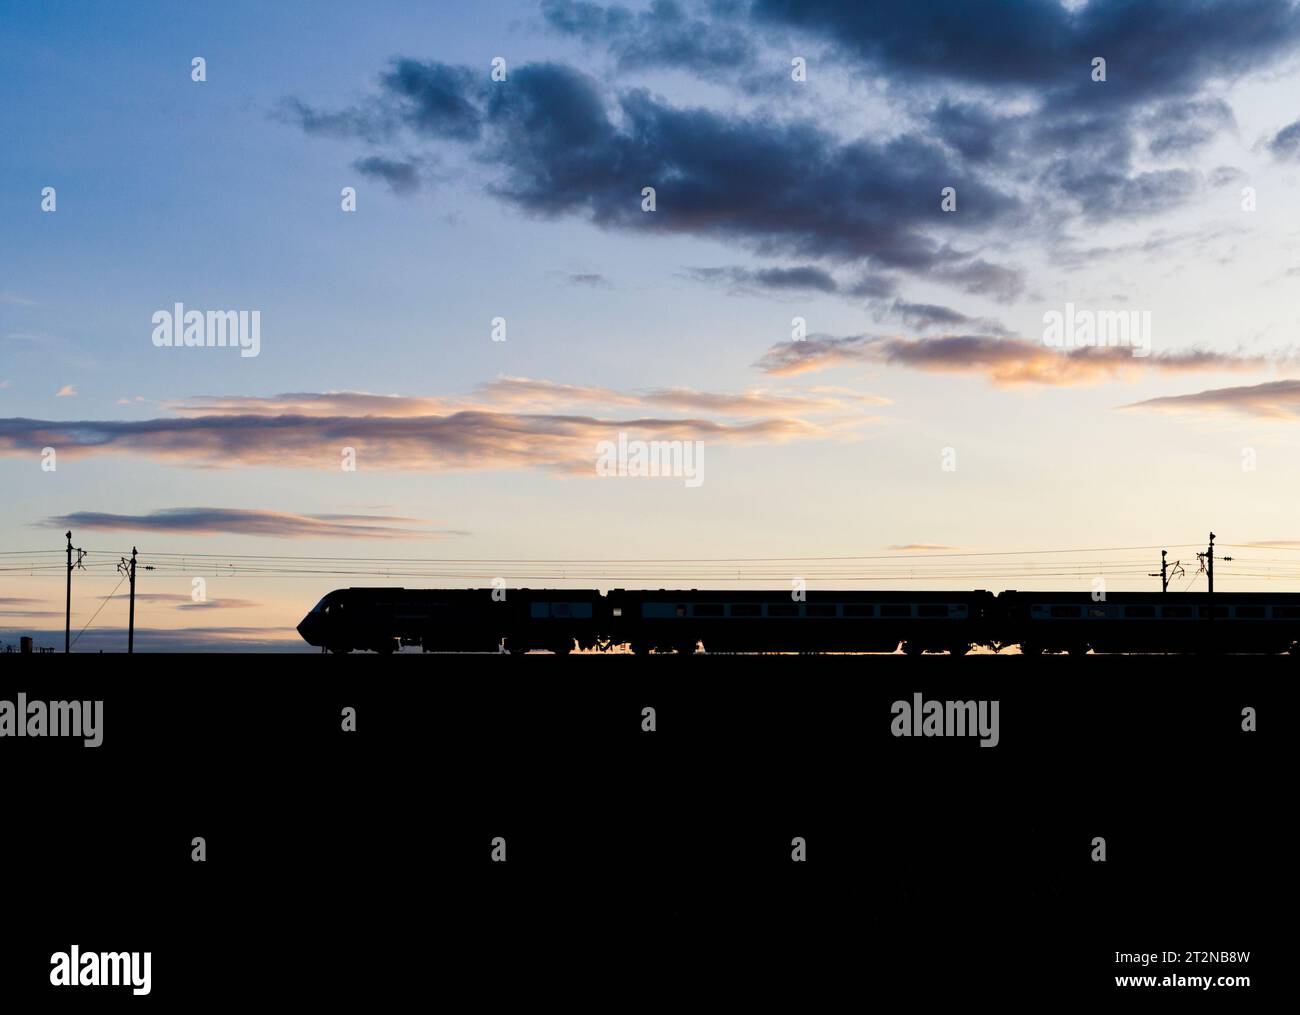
[{"left": 0, "top": 655, "right": 1286, "bottom": 1005}]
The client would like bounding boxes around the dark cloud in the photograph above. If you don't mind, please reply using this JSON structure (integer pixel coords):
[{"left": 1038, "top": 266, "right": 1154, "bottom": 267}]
[
  {"left": 565, "top": 272, "right": 610, "bottom": 287},
  {"left": 274, "top": 96, "right": 396, "bottom": 144},
  {"left": 279, "top": 2, "right": 1300, "bottom": 299},
  {"left": 1143, "top": 98, "right": 1235, "bottom": 157},
  {"left": 842, "top": 274, "right": 899, "bottom": 299},
  {"left": 377, "top": 59, "right": 485, "bottom": 141},
  {"left": 283, "top": 59, "right": 1025, "bottom": 297},
  {"left": 682, "top": 264, "right": 840, "bottom": 294},
  {"left": 752, "top": 0, "right": 1300, "bottom": 108},
  {"left": 884, "top": 299, "right": 1010, "bottom": 335},
  {"left": 541, "top": 0, "right": 756, "bottom": 78},
  {"left": 1046, "top": 163, "right": 1203, "bottom": 222},
  {"left": 44, "top": 508, "right": 465, "bottom": 540},
  {"left": 353, "top": 155, "right": 422, "bottom": 193},
  {"left": 929, "top": 100, "right": 1011, "bottom": 163},
  {"left": 1267, "top": 118, "right": 1300, "bottom": 159}
]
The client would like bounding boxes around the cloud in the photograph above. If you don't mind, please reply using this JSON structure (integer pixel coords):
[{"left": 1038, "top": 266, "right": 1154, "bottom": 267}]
[
  {"left": 883, "top": 298, "right": 1010, "bottom": 335},
  {"left": 750, "top": 0, "right": 1300, "bottom": 106},
  {"left": 564, "top": 272, "right": 611, "bottom": 287},
  {"left": 2, "top": 375, "right": 867, "bottom": 474},
  {"left": 1143, "top": 98, "right": 1235, "bottom": 157},
  {"left": 681, "top": 264, "right": 841, "bottom": 295},
  {"left": 43, "top": 508, "right": 467, "bottom": 540},
  {"left": 755, "top": 333, "right": 1280, "bottom": 385},
  {"left": 886, "top": 543, "right": 961, "bottom": 551},
  {"left": 55, "top": 385, "right": 76, "bottom": 397},
  {"left": 283, "top": 60, "right": 1025, "bottom": 298},
  {"left": 165, "top": 376, "right": 880, "bottom": 419},
  {"left": 1266, "top": 118, "right": 1300, "bottom": 159},
  {"left": 1121, "top": 379, "right": 1300, "bottom": 419},
  {"left": 541, "top": 0, "right": 757, "bottom": 80},
  {"left": 353, "top": 155, "right": 423, "bottom": 193}
]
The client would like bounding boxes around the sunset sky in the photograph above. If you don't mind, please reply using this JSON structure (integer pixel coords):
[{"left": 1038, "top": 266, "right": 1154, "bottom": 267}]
[{"left": 4, "top": 1, "right": 1300, "bottom": 649}]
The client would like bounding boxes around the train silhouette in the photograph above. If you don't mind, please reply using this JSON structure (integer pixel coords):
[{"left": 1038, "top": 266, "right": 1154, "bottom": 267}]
[{"left": 295, "top": 587, "right": 1300, "bottom": 654}]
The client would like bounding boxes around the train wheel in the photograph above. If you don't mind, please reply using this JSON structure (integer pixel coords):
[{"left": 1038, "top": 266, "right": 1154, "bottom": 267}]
[
  {"left": 550, "top": 642, "right": 574, "bottom": 655},
  {"left": 902, "top": 641, "right": 925, "bottom": 656},
  {"left": 1067, "top": 645, "right": 1089, "bottom": 657},
  {"left": 948, "top": 643, "right": 972, "bottom": 656},
  {"left": 375, "top": 639, "right": 397, "bottom": 655},
  {"left": 675, "top": 641, "right": 697, "bottom": 655},
  {"left": 1019, "top": 642, "right": 1044, "bottom": 655}
]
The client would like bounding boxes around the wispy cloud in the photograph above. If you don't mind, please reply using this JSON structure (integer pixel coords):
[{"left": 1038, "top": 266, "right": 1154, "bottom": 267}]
[
  {"left": 755, "top": 334, "right": 1282, "bottom": 385},
  {"left": 2, "top": 375, "right": 869, "bottom": 473},
  {"left": 43, "top": 508, "right": 468, "bottom": 540},
  {"left": 1121, "top": 379, "right": 1300, "bottom": 419}
]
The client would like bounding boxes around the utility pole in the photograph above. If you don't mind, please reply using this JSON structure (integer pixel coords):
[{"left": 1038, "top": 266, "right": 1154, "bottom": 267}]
[
  {"left": 1208, "top": 532, "right": 1215, "bottom": 595},
  {"left": 1148, "top": 550, "right": 1184, "bottom": 593},
  {"left": 118, "top": 547, "right": 153, "bottom": 653},
  {"left": 65, "top": 531, "right": 72, "bottom": 652},
  {"left": 1149, "top": 550, "right": 1169, "bottom": 593},
  {"left": 119, "top": 548, "right": 137, "bottom": 653},
  {"left": 1196, "top": 533, "right": 1233, "bottom": 640},
  {"left": 64, "top": 531, "right": 87, "bottom": 652},
  {"left": 1198, "top": 532, "right": 1233, "bottom": 596}
]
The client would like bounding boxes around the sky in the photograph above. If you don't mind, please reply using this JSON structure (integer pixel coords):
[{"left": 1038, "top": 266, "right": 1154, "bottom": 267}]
[{"left": 4, "top": 0, "right": 1300, "bottom": 650}]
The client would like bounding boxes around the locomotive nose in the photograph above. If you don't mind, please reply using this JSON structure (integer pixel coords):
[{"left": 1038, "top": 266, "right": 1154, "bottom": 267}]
[{"left": 297, "top": 613, "right": 324, "bottom": 646}]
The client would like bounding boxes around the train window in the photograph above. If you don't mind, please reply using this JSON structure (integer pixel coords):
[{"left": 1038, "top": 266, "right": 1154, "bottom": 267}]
[
  {"left": 1273, "top": 606, "right": 1300, "bottom": 618},
  {"left": 730, "top": 604, "right": 761, "bottom": 617},
  {"left": 768, "top": 604, "right": 799, "bottom": 617},
  {"left": 552, "top": 603, "right": 571, "bottom": 617},
  {"left": 1050, "top": 605, "right": 1081, "bottom": 618},
  {"left": 1124, "top": 606, "right": 1156, "bottom": 618},
  {"left": 806, "top": 604, "right": 837, "bottom": 617},
  {"left": 694, "top": 604, "right": 724, "bottom": 617},
  {"left": 881, "top": 604, "right": 911, "bottom": 617},
  {"left": 843, "top": 604, "right": 874, "bottom": 617},
  {"left": 1197, "top": 606, "right": 1229, "bottom": 619},
  {"left": 676, "top": 605, "right": 687, "bottom": 617},
  {"left": 917, "top": 604, "right": 947, "bottom": 618},
  {"left": 1162, "top": 606, "right": 1193, "bottom": 618},
  {"left": 1234, "top": 606, "right": 1265, "bottom": 618}
]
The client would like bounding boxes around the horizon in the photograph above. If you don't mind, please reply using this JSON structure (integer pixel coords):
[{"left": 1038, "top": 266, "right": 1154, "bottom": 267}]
[{"left": 6, "top": 1, "right": 1300, "bottom": 650}]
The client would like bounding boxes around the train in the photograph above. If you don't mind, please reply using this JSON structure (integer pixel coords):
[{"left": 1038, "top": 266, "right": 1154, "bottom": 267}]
[{"left": 295, "top": 587, "right": 1300, "bottom": 654}]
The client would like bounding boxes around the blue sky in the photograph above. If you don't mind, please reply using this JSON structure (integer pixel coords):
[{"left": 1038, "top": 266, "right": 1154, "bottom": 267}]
[{"left": 4, "top": 1, "right": 1300, "bottom": 649}]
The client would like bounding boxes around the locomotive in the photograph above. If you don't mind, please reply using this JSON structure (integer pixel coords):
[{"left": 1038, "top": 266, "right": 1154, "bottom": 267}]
[{"left": 295, "top": 587, "right": 1300, "bottom": 654}]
